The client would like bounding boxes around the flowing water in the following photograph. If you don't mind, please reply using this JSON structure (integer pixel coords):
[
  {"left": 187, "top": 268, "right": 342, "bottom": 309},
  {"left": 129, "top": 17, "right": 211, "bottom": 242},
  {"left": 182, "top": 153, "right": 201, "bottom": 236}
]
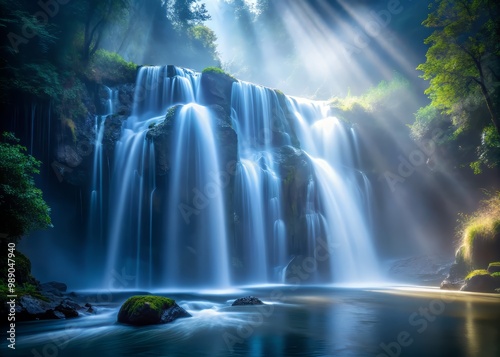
[
  {"left": 98, "top": 66, "right": 380, "bottom": 289},
  {"left": 6, "top": 287, "right": 500, "bottom": 356}
]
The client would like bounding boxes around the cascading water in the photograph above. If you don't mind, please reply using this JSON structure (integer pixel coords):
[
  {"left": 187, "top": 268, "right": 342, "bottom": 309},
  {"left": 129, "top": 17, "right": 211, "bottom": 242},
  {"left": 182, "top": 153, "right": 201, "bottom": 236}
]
[
  {"left": 287, "top": 97, "right": 380, "bottom": 284},
  {"left": 231, "top": 82, "right": 289, "bottom": 283},
  {"left": 99, "top": 65, "right": 380, "bottom": 290},
  {"left": 105, "top": 66, "right": 202, "bottom": 288},
  {"left": 164, "top": 103, "right": 230, "bottom": 288},
  {"left": 89, "top": 86, "right": 117, "bottom": 247}
]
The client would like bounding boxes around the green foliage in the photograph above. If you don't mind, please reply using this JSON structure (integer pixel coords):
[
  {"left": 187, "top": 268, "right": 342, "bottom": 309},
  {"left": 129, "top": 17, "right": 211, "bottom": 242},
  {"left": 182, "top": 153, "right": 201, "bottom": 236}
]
[
  {"left": 80, "top": 0, "right": 131, "bottom": 61},
  {"left": 0, "top": 281, "right": 48, "bottom": 303},
  {"left": 410, "top": 105, "right": 444, "bottom": 140},
  {"left": 188, "top": 25, "right": 221, "bottom": 66},
  {"left": 418, "top": 0, "right": 500, "bottom": 134},
  {"left": 465, "top": 269, "right": 489, "bottom": 280},
  {"left": 166, "top": 0, "right": 211, "bottom": 30},
  {"left": 86, "top": 49, "right": 138, "bottom": 84},
  {"left": 202, "top": 67, "right": 225, "bottom": 75},
  {"left": 9, "top": 63, "right": 62, "bottom": 99},
  {"left": 458, "top": 192, "right": 500, "bottom": 265},
  {"left": 329, "top": 74, "right": 409, "bottom": 112},
  {"left": 0, "top": 133, "right": 51, "bottom": 241},
  {"left": 56, "top": 74, "right": 88, "bottom": 124},
  {"left": 470, "top": 125, "right": 500, "bottom": 173},
  {"left": 202, "top": 66, "right": 235, "bottom": 80}
]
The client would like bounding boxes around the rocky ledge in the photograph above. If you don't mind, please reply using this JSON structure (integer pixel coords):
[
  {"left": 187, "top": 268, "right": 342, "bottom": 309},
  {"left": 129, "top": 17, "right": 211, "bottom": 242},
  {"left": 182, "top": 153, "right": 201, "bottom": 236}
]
[{"left": 14, "top": 282, "right": 94, "bottom": 321}]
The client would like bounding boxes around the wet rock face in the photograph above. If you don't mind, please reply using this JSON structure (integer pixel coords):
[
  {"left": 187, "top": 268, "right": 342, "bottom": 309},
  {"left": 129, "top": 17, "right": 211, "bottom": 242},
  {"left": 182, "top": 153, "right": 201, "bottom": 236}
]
[
  {"left": 275, "top": 146, "right": 315, "bottom": 250},
  {"left": 56, "top": 145, "right": 82, "bottom": 168},
  {"left": 200, "top": 71, "right": 236, "bottom": 116},
  {"left": 147, "top": 104, "right": 238, "bottom": 178}
]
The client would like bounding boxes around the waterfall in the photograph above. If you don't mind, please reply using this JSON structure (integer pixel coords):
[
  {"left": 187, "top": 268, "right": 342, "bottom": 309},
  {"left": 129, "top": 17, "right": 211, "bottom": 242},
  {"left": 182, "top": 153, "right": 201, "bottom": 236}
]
[
  {"left": 99, "top": 66, "right": 380, "bottom": 289},
  {"left": 104, "top": 66, "right": 211, "bottom": 289},
  {"left": 287, "top": 97, "right": 380, "bottom": 284},
  {"left": 89, "top": 86, "right": 117, "bottom": 247},
  {"left": 231, "top": 82, "right": 288, "bottom": 283}
]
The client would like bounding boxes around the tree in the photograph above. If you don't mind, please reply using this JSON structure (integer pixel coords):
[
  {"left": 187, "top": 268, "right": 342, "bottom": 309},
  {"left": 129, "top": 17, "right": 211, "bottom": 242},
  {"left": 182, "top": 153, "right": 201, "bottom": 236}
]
[
  {"left": 417, "top": 0, "right": 500, "bottom": 134},
  {"left": 0, "top": 132, "right": 51, "bottom": 242},
  {"left": 188, "top": 25, "right": 221, "bottom": 67},
  {"left": 165, "top": 0, "right": 210, "bottom": 30},
  {"left": 81, "top": 0, "right": 130, "bottom": 61}
]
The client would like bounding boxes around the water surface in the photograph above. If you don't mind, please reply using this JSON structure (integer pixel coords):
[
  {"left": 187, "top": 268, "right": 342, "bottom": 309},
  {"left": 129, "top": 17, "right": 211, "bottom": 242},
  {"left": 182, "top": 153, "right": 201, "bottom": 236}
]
[{"left": 8, "top": 286, "right": 500, "bottom": 357}]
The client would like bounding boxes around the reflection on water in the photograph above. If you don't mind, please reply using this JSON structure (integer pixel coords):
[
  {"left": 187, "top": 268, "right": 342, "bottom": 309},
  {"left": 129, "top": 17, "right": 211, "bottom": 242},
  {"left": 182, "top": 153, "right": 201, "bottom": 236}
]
[{"left": 4, "top": 286, "right": 500, "bottom": 357}]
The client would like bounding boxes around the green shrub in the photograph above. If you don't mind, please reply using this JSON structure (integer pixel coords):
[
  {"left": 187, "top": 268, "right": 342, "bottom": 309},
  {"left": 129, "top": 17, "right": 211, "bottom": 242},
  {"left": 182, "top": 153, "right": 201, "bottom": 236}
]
[
  {"left": 202, "top": 66, "right": 236, "bottom": 80},
  {"left": 459, "top": 192, "right": 500, "bottom": 266},
  {"left": 329, "top": 73, "right": 409, "bottom": 112},
  {"left": 86, "top": 49, "right": 138, "bottom": 85},
  {"left": 11, "top": 63, "right": 62, "bottom": 99}
]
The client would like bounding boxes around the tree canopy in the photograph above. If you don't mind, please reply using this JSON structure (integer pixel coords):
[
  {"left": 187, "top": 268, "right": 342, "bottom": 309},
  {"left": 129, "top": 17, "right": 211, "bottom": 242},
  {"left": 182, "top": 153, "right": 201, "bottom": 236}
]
[
  {"left": 417, "top": 0, "right": 500, "bottom": 133},
  {"left": 414, "top": 0, "right": 500, "bottom": 172},
  {"left": 0, "top": 133, "right": 51, "bottom": 242}
]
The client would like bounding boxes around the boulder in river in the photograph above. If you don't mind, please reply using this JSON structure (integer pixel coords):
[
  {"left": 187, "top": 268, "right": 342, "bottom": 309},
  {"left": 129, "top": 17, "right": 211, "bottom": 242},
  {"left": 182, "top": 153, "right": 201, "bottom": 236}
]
[
  {"left": 232, "top": 296, "right": 265, "bottom": 306},
  {"left": 117, "top": 295, "right": 191, "bottom": 325}
]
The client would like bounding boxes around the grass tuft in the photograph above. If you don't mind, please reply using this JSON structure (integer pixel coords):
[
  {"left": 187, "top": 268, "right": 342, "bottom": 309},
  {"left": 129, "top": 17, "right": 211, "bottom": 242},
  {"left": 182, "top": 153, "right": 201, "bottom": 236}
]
[{"left": 458, "top": 192, "right": 500, "bottom": 265}]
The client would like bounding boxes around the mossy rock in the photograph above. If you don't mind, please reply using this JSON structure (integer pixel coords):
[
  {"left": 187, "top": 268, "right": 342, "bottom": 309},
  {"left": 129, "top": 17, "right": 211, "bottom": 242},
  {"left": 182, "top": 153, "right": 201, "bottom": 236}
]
[
  {"left": 461, "top": 273, "right": 500, "bottom": 293},
  {"left": 464, "top": 269, "right": 489, "bottom": 280},
  {"left": 463, "top": 226, "right": 500, "bottom": 269},
  {"left": 117, "top": 295, "right": 191, "bottom": 325},
  {"left": 487, "top": 262, "right": 500, "bottom": 274}
]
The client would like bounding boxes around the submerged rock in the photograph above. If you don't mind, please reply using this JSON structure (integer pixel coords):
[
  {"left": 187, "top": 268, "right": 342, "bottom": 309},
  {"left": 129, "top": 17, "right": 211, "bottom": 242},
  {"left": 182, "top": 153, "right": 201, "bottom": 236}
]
[
  {"left": 117, "top": 295, "right": 191, "bottom": 325},
  {"left": 232, "top": 296, "right": 265, "bottom": 306}
]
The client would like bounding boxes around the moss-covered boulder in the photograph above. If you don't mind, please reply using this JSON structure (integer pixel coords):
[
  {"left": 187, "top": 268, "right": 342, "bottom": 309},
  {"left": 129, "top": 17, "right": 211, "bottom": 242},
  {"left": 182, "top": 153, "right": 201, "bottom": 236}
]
[
  {"left": 117, "top": 295, "right": 191, "bottom": 325},
  {"left": 459, "top": 194, "right": 500, "bottom": 269},
  {"left": 461, "top": 270, "right": 500, "bottom": 293}
]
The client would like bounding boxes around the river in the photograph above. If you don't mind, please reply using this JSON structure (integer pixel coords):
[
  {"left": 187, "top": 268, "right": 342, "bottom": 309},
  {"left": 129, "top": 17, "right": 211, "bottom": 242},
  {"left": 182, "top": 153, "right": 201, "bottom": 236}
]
[{"left": 5, "top": 285, "right": 500, "bottom": 356}]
